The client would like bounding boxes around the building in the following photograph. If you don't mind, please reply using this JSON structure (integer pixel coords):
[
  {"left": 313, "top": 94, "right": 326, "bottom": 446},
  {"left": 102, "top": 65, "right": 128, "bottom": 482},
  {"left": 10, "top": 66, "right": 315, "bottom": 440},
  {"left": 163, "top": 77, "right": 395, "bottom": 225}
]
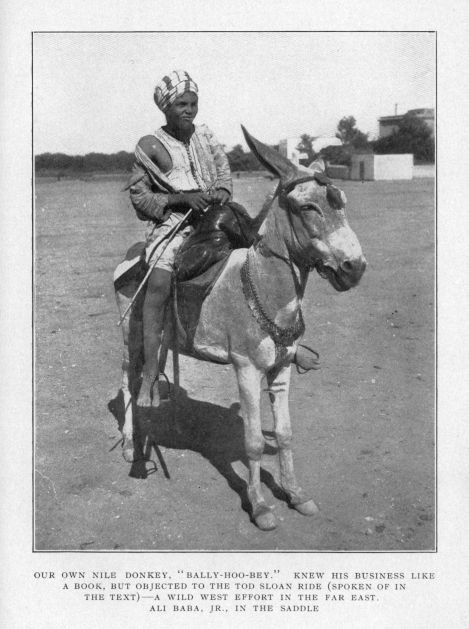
[
  {"left": 278, "top": 135, "right": 342, "bottom": 165},
  {"left": 311, "top": 136, "right": 342, "bottom": 153},
  {"left": 278, "top": 137, "right": 306, "bottom": 166},
  {"left": 378, "top": 108, "right": 434, "bottom": 138},
  {"left": 350, "top": 153, "right": 413, "bottom": 180}
]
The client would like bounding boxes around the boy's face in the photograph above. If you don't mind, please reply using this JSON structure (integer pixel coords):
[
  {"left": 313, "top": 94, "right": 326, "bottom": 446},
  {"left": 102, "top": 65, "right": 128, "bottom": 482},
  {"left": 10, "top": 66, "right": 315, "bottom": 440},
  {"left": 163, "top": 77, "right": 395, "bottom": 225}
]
[{"left": 165, "top": 91, "right": 198, "bottom": 133}]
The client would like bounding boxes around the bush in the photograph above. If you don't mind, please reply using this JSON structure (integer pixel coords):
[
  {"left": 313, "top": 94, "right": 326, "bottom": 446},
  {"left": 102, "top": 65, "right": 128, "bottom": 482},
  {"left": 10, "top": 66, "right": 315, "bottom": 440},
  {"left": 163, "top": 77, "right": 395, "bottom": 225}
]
[
  {"left": 35, "top": 151, "right": 135, "bottom": 174},
  {"left": 373, "top": 113, "right": 434, "bottom": 162},
  {"left": 226, "top": 144, "right": 260, "bottom": 171},
  {"left": 319, "top": 144, "right": 353, "bottom": 167}
]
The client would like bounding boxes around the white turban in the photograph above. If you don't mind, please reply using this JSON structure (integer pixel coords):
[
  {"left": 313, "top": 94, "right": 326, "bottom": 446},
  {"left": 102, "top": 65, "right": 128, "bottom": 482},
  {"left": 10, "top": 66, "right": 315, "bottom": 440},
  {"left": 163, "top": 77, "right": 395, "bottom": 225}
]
[{"left": 154, "top": 70, "right": 198, "bottom": 112}]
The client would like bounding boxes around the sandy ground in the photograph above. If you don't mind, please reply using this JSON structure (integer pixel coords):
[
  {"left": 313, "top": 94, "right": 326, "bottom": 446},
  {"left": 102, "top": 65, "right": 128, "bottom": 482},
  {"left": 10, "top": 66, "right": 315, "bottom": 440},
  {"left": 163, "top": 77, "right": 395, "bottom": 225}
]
[{"left": 34, "top": 174, "right": 435, "bottom": 551}]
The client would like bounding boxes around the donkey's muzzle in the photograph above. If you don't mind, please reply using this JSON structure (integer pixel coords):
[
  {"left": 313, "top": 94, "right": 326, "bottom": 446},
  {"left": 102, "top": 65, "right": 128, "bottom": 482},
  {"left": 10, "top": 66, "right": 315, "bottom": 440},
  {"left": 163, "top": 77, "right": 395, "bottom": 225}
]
[
  {"left": 339, "top": 255, "right": 367, "bottom": 288},
  {"left": 318, "top": 255, "right": 366, "bottom": 291}
]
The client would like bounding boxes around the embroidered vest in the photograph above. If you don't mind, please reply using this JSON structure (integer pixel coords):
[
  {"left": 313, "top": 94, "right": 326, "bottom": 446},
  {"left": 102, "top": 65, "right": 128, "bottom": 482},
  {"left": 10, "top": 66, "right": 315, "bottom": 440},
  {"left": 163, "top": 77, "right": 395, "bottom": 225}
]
[{"left": 155, "top": 127, "right": 213, "bottom": 192}]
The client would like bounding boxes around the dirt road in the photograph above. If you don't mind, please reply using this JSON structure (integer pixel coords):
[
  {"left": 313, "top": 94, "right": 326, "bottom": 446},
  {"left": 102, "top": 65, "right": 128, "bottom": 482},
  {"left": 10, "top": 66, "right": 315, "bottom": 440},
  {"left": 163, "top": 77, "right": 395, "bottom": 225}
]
[{"left": 34, "top": 175, "right": 435, "bottom": 550}]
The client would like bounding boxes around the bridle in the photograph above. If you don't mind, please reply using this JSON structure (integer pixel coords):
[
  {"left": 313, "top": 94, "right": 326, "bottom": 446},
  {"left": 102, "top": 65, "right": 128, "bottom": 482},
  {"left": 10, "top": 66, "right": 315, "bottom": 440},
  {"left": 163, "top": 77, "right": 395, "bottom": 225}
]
[
  {"left": 240, "top": 173, "right": 331, "bottom": 363},
  {"left": 278, "top": 173, "right": 336, "bottom": 270},
  {"left": 281, "top": 171, "right": 333, "bottom": 195}
]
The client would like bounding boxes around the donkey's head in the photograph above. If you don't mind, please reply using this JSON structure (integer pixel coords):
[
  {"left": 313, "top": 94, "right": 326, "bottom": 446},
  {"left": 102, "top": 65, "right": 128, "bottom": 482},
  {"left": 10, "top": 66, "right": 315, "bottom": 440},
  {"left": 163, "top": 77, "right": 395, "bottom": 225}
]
[{"left": 242, "top": 126, "right": 366, "bottom": 291}]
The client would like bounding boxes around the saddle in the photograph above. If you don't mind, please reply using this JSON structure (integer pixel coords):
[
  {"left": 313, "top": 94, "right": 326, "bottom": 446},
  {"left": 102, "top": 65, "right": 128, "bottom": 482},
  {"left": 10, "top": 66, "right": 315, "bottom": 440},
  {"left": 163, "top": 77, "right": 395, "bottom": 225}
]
[
  {"left": 174, "top": 201, "right": 258, "bottom": 282},
  {"left": 172, "top": 202, "right": 259, "bottom": 358}
]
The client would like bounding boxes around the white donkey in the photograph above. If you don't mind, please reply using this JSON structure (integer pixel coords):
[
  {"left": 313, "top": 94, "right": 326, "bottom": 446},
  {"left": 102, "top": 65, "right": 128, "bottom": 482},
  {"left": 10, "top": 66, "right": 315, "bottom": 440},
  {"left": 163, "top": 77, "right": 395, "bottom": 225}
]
[{"left": 115, "top": 127, "right": 366, "bottom": 530}]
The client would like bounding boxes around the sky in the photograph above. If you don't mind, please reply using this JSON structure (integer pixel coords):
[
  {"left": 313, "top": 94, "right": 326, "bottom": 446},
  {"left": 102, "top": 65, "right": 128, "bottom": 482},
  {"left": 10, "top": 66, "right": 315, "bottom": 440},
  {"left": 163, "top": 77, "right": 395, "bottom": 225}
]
[{"left": 33, "top": 31, "right": 435, "bottom": 155}]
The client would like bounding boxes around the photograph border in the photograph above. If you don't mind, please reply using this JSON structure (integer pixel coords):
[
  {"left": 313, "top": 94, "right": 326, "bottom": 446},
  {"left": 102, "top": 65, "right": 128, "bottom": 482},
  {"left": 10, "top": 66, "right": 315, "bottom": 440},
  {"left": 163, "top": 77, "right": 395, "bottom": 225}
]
[{"left": 32, "top": 28, "right": 437, "bottom": 555}]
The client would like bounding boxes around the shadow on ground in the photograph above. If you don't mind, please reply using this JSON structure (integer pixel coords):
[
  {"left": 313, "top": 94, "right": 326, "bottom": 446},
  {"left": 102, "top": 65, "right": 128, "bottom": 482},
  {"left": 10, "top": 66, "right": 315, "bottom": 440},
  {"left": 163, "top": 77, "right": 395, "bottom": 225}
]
[{"left": 108, "top": 385, "right": 290, "bottom": 520}]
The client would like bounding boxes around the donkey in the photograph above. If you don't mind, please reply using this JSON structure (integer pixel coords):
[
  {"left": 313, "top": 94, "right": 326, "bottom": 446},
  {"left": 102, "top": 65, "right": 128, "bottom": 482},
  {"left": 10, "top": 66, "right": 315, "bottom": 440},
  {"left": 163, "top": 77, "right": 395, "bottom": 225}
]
[{"left": 114, "top": 127, "right": 366, "bottom": 530}]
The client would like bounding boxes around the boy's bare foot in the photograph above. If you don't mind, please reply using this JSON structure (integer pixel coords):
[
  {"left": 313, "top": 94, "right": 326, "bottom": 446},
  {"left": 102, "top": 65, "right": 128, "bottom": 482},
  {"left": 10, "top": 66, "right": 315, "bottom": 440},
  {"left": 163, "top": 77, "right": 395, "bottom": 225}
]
[{"left": 137, "top": 376, "right": 160, "bottom": 407}]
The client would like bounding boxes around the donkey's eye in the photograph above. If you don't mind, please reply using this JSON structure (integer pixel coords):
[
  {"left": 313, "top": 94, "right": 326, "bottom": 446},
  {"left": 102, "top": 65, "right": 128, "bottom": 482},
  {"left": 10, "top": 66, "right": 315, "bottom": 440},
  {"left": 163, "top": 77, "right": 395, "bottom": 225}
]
[{"left": 301, "top": 203, "right": 324, "bottom": 217}]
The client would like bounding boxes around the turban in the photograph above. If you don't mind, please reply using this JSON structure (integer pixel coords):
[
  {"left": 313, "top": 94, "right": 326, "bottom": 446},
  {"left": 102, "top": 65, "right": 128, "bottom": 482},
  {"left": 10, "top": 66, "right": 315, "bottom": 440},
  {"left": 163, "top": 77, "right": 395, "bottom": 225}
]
[{"left": 154, "top": 70, "right": 198, "bottom": 112}]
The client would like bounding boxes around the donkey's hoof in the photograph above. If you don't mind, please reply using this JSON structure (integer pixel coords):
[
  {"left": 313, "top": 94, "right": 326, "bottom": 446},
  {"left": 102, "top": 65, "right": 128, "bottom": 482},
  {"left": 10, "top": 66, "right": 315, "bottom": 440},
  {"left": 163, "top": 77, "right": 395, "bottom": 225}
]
[
  {"left": 252, "top": 505, "right": 277, "bottom": 531},
  {"left": 122, "top": 439, "right": 135, "bottom": 463},
  {"left": 293, "top": 499, "right": 319, "bottom": 516}
]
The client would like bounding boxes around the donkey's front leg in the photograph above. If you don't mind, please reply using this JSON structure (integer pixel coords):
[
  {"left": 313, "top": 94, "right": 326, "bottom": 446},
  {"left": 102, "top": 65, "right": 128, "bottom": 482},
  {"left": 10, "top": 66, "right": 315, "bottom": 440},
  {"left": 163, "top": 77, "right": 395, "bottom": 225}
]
[
  {"left": 267, "top": 365, "right": 318, "bottom": 516},
  {"left": 235, "top": 362, "right": 276, "bottom": 531}
]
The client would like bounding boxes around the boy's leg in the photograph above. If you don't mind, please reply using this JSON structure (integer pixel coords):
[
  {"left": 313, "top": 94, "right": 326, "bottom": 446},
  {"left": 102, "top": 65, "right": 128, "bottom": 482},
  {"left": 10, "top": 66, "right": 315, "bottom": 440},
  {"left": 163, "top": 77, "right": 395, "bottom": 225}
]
[{"left": 137, "top": 267, "right": 172, "bottom": 407}]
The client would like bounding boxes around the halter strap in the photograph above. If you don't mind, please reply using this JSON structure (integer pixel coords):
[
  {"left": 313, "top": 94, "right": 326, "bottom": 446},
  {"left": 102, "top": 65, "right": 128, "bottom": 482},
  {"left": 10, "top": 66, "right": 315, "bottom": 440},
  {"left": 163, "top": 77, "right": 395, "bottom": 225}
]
[
  {"left": 258, "top": 178, "right": 316, "bottom": 269},
  {"left": 282, "top": 172, "right": 332, "bottom": 195},
  {"left": 258, "top": 171, "right": 338, "bottom": 269}
]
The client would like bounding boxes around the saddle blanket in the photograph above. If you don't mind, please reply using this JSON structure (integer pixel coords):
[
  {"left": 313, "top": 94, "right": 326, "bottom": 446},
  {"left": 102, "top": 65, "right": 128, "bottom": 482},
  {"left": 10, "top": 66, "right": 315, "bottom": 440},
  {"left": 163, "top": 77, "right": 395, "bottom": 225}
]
[{"left": 113, "top": 241, "right": 147, "bottom": 292}]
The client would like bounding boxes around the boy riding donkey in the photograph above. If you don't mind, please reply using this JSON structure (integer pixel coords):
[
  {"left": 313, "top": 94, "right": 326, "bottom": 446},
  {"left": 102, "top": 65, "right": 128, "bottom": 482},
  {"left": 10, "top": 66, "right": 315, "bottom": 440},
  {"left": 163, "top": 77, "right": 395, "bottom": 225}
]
[{"left": 126, "top": 70, "right": 318, "bottom": 407}]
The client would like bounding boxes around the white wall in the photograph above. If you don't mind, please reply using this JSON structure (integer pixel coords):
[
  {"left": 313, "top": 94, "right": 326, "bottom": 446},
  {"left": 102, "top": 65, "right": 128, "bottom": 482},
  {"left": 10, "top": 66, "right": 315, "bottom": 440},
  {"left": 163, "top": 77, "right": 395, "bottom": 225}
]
[
  {"left": 413, "top": 164, "right": 435, "bottom": 178},
  {"left": 279, "top": 136, "right": 341, "bottom": 165},
  {"left": 350, "top": 153, "right": 413, "bottom": 180},
  {"left": 311, "top": 136, "right": 342, "bottom": 152},
  {"left": 278, "top": 137, "right": 305, "bottom": 165},
  {"left": 374, "top": 154, "right": 413, "bottom": 180}
]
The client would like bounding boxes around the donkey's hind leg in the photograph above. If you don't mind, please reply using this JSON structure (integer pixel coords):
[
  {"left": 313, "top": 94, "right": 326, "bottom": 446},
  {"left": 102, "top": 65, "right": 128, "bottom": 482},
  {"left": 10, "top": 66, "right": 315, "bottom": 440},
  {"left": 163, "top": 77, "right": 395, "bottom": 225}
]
[
  {"left": 234, "top": 360, "right": 277, "bottom": 531},
  {"left": 267, "top": 365, "right": 318, "bottom": 516}
]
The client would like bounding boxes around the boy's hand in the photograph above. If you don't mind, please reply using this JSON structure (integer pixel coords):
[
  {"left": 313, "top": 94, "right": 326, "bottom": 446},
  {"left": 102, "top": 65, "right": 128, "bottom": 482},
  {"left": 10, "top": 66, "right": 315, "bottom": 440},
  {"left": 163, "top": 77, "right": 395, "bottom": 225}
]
[
  {"left": 210, "top": 189, "right": 230, "bottom": 206},
  {"left": 179, "top": 192, "right": 211, "bottom": 212}
]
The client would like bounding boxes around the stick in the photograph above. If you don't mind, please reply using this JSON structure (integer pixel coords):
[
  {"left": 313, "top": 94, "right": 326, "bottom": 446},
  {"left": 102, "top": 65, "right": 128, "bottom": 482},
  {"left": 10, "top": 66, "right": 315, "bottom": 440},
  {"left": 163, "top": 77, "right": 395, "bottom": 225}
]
[{"left": 117, "top": 208, "right": 193, "bottom": 326}]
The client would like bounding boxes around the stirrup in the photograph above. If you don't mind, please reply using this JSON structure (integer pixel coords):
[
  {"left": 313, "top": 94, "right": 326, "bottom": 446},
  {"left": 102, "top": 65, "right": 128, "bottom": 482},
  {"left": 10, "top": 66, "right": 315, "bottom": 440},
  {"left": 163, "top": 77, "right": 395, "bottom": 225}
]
[
  {"left": 294, "top": 344, "right": 320, "bottom": 374},
  {"left": 159, "top": 371, "right": 171, "bottom": 400}
]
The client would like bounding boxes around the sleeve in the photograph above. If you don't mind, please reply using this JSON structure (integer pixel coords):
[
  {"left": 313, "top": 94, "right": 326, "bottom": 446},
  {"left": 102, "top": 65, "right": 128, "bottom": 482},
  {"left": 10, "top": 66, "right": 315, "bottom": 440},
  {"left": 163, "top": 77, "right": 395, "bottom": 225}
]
[
  {"left": 128, "top": 163, "right": 171, "bottom": 223},
  {"left": 203, "top": 126, "right": 233, "bottom": 196}
]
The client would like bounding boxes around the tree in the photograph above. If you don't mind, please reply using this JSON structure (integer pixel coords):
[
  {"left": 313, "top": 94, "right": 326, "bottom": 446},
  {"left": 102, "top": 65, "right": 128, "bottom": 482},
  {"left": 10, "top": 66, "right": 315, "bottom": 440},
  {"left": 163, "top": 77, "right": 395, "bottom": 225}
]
[
  {"left": 296, "top": 134, "right": 318, "bottom": 166},
  {"left": 373, "top": 112, "right": 434, "bottom": 162},
  {"left": 336, "top": 116, "right": 369, "bottom": 149},
  {"left": 296, "top": 116, "right": 370, "bottom": 168},
  {"left": 226, "top": 144, "right": 259, "bottom": 171},
  {"left": 319, "top": 144, "right": 353, "bottom": 167},
  {"left": 35, "top": 151, "right": 135, "bottom": 175}
]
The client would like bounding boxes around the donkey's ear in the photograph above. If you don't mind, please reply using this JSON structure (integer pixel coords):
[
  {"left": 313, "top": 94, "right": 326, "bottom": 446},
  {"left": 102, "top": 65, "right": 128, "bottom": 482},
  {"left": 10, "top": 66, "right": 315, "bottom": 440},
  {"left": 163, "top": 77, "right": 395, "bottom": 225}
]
[{"left": 241, "top": 125, "right": 300, "bottom": 182}]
